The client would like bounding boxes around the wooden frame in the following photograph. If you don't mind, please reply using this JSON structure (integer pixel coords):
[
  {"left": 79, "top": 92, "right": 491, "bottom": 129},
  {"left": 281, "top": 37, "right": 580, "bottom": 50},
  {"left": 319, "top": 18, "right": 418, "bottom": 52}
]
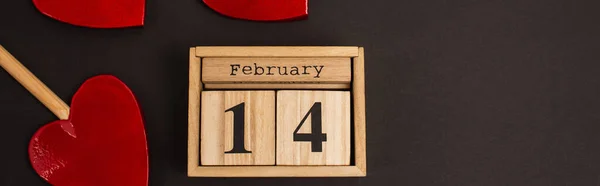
[{"left": 188, "top": 46, "right": 366, "bottom": 177}]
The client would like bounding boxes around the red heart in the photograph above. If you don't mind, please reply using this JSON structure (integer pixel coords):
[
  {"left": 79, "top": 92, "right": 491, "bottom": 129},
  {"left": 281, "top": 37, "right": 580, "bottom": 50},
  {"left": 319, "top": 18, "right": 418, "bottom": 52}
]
[
  {"left": 28, "top": 75, "right": 148, "bottom": 186},
  {"left": 32, "top": 0, "right": 145, "bottom": 28},
  {"left": 204, "top": 0, "right": 308, "bottom": 21}
]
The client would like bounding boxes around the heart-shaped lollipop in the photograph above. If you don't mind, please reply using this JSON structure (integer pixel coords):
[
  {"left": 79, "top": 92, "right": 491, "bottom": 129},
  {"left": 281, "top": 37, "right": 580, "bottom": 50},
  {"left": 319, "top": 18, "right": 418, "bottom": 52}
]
[
  {"left": 32, "top": 0, "right": 145, "bottom": 28},
  {"left": 0, "top": 45, "right": 148, "bottom": 185},
  {"left": 29, "top": 75, "right": 148, "bottom": 185},
  {"left": 204, "top": 0, "right": 308, "bottom": 21}
]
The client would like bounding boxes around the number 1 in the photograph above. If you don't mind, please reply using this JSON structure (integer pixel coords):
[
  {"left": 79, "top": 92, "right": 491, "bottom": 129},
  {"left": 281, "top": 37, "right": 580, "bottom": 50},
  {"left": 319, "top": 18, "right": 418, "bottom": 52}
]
[{"left": 225, "top": 103, "right": 251, "bottom": 153}]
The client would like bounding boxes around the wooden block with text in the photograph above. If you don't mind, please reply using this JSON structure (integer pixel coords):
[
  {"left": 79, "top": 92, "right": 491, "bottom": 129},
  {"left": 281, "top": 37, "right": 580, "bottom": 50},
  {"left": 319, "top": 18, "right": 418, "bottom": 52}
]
[
  {"left": 202, "top": 57, "right": 351, "bottom": 89},
  {"left": 276, "top": 91, "right": 351, "bottom": 165},
  {"left": 200, "top": 91, "right": 275, "bottom": 165}
]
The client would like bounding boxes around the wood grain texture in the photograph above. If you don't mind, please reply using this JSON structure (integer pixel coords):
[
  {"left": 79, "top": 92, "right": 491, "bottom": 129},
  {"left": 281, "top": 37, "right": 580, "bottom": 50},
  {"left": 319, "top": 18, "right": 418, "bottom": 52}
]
[
  {"left": 189, "top": 166, "right": 364, "bottom": 177},
  {"left": 202, "top": 57, "right": 351, "bottom": 84},
  {"left": 201, "top": 91, "right": 275, "bottom": 165},
  {"left": 276, "top": 91, "right": 351, "bottom": 165},
  {"left": 187, "top": 47, "right": 201, "bottom": 175},
  {"left": 0, "top": 45, "right": 69, "bottom": 120},
  {"left": 195, "top": 46, "right": 359, "bottom": 57},
  {"left": 205, "top": 83, "right": 350, "bottom": 90},
  {"left": 353, "top": 47, "right": 367, "bottom": 175}
]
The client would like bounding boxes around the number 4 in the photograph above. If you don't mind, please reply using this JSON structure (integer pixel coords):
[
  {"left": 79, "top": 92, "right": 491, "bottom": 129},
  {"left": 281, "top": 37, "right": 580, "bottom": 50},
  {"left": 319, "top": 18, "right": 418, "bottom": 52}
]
[{"left": 293, "top": 102, "right": 327, "bottom": 152}]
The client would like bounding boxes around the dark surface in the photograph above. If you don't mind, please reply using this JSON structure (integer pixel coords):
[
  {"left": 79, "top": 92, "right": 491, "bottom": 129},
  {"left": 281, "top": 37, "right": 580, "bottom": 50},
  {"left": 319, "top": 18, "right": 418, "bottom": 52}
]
[{"left": 1, "top": 0, "right": 600, "bottom": 185}]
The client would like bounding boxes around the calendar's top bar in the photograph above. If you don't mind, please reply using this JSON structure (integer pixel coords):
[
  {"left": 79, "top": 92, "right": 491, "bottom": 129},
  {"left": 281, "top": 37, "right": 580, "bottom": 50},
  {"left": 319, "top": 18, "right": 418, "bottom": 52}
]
[{"left": 195, "top": 46, "right": 359, "bottom": 58}]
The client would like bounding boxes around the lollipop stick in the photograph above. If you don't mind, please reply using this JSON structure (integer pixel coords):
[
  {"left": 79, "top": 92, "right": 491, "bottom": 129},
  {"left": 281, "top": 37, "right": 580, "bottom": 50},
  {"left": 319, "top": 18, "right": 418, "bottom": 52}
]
[{"left": 0, "top": 45, "right": 70, "bottom": 120}]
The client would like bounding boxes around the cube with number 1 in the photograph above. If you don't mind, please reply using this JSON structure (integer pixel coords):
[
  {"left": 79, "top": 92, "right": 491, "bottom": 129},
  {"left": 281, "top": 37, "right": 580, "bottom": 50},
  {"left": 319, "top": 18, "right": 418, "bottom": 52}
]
[{"left": 200, "top": 91, "right": 276, "bottom": 165}]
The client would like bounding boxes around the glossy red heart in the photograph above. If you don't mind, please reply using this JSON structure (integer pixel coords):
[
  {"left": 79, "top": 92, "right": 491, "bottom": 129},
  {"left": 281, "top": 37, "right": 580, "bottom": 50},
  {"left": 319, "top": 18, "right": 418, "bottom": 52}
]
[
  {"left": 32, "top": 0, "right": 145, "bottom": 28},
  {"left": 204, "top": 0, "right": 308, "bottom": 21},
  {"left": 28, "top": 75, "right": 148, "bottom": 186}
]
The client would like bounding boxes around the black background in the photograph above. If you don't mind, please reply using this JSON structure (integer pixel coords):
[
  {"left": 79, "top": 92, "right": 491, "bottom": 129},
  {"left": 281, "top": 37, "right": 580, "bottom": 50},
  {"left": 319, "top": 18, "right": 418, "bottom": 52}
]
[{"left": 1, "top": 0, "right": 600, "bottom": 185}]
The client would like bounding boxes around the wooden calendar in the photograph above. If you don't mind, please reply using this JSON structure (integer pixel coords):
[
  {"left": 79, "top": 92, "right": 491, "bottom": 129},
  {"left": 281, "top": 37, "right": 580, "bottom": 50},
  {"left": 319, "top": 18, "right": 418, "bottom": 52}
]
[{"left": 187, "top": 46, "right": 366, "bottom": 177}]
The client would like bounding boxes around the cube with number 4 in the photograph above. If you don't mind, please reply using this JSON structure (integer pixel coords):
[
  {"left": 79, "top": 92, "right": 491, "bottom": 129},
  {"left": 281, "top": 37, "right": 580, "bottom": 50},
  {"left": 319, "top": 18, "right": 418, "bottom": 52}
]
[
  {"left": 276, "top": 91, "right": 351, "bottom": 165},
  {"left": 201, "top": 91, "right": 275, "bottom": 165}
]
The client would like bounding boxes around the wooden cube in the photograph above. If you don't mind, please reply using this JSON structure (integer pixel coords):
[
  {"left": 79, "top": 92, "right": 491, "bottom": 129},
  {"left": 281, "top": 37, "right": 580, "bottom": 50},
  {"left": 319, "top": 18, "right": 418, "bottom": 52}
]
[
  {"left": 200, "top": 91, "right": 275, "bottom": 165},
  {"left": 276, "top": 91, "right": 351, "bottom": 165}
]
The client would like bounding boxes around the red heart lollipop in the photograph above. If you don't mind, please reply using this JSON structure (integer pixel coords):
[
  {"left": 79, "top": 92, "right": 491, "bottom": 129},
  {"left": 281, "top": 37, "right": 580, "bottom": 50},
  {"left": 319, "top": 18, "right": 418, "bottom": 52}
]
[
  {"left": 29, "top": 75, "right": 148, "bottom": 185},
  {"left": 204, "top": 0, "right": 308, "bottom": 21},
  {"left": 33, "top": 0, "right": 145, "bottom": 28},
  {"left": 0, "top": 45, "right": 148, "bottom": 185}
]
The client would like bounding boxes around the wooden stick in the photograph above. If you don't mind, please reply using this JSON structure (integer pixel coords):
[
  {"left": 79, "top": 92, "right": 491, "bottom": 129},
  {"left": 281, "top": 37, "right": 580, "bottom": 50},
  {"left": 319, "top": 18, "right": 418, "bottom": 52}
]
[{"left": 0, "top": 45, "right": 70, "bottom": 120}]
